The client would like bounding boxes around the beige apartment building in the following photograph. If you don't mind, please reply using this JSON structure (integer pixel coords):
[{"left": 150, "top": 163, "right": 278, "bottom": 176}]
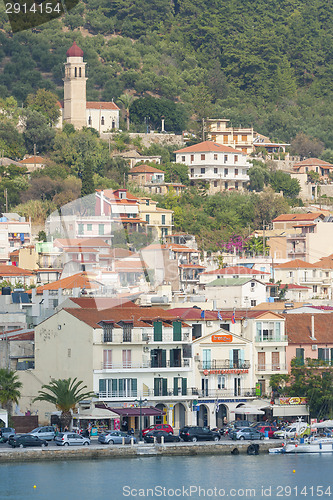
[{"left": 206, "top": 119, "right": 254, "bottom": 154}]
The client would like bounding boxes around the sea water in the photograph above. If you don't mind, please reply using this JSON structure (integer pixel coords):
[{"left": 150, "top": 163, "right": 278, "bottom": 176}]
[{"left": 1, "top": 454, "right": 332, "bottom": 499}]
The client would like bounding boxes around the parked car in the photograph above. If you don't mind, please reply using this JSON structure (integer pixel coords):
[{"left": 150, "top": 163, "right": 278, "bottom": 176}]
[
  {"left": 55, "top": 432, "right": 90, "bottom": 446},
  {"left": 98, "top": 430, "right": 136, "bottom": 445},
  {"left": 0, "top": 427, "right": 15, "bottom": 442},
  {"left": 230, "top": 420, "right": 252, "bottom": 428},
  {"left": 9, "top": 434, "right": 48, "bottom": 448},
  {"left": 254, "top": 425, "right": 278, "bottom": 438},
  {"left": 142, "top": 424, "right": 173, "bottom": 437},
  {"left": 29, "top": 426, "right": 55, "bottom": 441},
  {"left": 179, "top": 426, "right": 220, "bottom": 442},
  {"left": 144, "top": 430, "right": 180, "bottom": 444},
  {"left": 230, "top": 427, "right": 264, "bottom": 440},
  {"left": 273, "top": 422, "right": 311, "bottom": 440}
]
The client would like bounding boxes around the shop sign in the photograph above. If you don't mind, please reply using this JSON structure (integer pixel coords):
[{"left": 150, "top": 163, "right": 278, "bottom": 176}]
[
  {"left": 212, "top": 334, "right": 233, "bottom": 343},
  {"left": 279, "top": 397, "right": 308, "bottom": 405},
  {"left": 203, "top": 369, "right": 249, "bottom": 375}
]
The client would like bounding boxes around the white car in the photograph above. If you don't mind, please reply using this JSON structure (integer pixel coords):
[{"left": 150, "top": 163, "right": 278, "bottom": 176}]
[
  {"left": 55, "top": 432, "right": 90, "bottom": 446},
  {"left": 273, "top": 423, "right": 310, "bottom": 439},
  {"left": 29, "top": 426, "right": 55, "bottom": 441}
]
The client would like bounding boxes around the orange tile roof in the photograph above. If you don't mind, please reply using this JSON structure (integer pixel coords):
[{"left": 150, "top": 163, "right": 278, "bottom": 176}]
[
  {"left": 293, "top": 158, "right": 333, "bottom": 168},
  {"left": 313, "top": 254, "right": 333, "bottom": 269},
  {"left": 0, "top": 265, "right": 34, "bottom": 276},
  {"left": 19, "top": 156, "right": 45, "bottom": 164},
  {"left": 272, "top": 213, "right": 324, "bottom": 222},
  {"left": 130, "top": 164, "right": 165, "bottom": 174},
  {"left": 285, "top": 314, "right": 333, "bottom": 344},
  {"left": 32, "top": 272, "right": 102, "bottom": 294},
  {"left": 54, "top": 238, "right": 110, "bottom": 249},
  {"left": 69, "top": 297, "right": 138, "bottom": 309},
  {"left": 86, "top": 101, "right": 119, "bottom": 110},
  {"left": 174, "top": 141, "right": 243, "bottom": 154},
  {"left": 64, "top": 306, "right": 189, "bottom": 329},
  {"left": 114, "top": 260, "right": 149, "bottom": 271},
  {"left": 274, "top": 259, "right": 318, "bottom": 269}
]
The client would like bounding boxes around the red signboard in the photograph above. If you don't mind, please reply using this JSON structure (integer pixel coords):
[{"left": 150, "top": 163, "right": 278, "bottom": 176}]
[
  {"left": 211, "top": 334, "right": 233, "bottom": 343},
  {"left": 203, "top": 369, "right": 249, "bottom": 375}
]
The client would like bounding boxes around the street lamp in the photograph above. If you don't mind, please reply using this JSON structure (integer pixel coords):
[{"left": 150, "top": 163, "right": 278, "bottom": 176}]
[{"left": 135, "top": 397, "right": 148, "bottom": 442}]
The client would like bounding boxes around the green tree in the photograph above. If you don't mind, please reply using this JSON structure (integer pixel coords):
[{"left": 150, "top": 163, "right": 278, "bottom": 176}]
[
  {"left": 26, "top": 89, "right": 61, "bottom": 126},
  {"left": 118, "top": 93, "right": 136, "bottom": 131},
  {"left": 33, "top": 378, "right": 95, "bottom": 430},
  {"left": 0, "top": 369, "right": 22, "bottom": 415},
  {"left": 81, "top": 160, "right": 95, "bottom": 197},
  {"left": 23, "top": 109, "right": 56, "bottom": 154},
  {"left": 269, "top": 170, "right": 301, "bottom": 198}
]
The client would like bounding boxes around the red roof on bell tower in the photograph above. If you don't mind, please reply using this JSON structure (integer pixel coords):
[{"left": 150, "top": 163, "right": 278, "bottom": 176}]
[{"left": 66, "top": 41, "right": 84, "bottom": 58}]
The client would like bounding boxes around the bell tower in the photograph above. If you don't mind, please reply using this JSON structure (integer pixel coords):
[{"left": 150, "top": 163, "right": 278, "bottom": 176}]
[{"left": 63, "top": 41, "right": 87, "bottom": 129}]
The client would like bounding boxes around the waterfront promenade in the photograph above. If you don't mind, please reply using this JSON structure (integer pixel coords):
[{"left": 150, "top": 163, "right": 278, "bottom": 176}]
[{"left": 0, "top": 438, "right": 281, "bottom": 463}]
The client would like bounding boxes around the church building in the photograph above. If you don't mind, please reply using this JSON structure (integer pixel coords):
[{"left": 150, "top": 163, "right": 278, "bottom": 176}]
[{"left": 58, "top": 41, "right": 120, "bottom": 132}]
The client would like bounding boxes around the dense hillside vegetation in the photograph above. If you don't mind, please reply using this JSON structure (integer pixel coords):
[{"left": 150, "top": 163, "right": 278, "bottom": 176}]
[{"left": 0, "top": 0, "right": 332, "bottom": 145}]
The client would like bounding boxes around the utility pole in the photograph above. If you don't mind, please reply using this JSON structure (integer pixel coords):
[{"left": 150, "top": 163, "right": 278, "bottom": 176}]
[
  {"left": 4, "top": 189, "right": 8, "bottom": 213},
  {"left": 202, "top": 118, "right": 205, "bottom": 141},
  {"left": 263, "top": 220, "right": 266, "bottom": 257}
]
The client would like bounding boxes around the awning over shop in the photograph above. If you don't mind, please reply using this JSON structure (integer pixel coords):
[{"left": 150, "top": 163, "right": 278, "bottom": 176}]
[
  {"left": 231, "top": 407, "right": 265, "bottom": 415},
  {"left": 73, "top": 408, "right": 119, "bottom": 420},
  {"left": 0, "top": 409, "right": 8, "bottom": 426},
  {"left": 97, "top": 406, "right": 164, "bottom": 417},
  {"left": 273, "top": 405, "right": 309, "bottom": 417},
  {"left": 311, "top": 420, "right": 333, "bottom": 429}
]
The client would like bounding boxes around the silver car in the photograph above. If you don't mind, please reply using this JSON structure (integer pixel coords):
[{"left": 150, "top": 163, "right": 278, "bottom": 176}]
[
  {"left": 55, "top": 432, "right": 90, "bottom": 446},
  {"left": 29, "top": 426, "right": 55, "bottom": 441},
  {"left": 98, "top": 430, "right": 136, "bottom": 445}
]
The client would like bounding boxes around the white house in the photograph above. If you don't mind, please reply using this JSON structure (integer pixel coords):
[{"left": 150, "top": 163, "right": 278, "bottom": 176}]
[
  {"left": 174, "top": 141, "right": 250, "bottom": 193},
  {"left": 204, "top": 278, "right": 267, "bottom": 309}
]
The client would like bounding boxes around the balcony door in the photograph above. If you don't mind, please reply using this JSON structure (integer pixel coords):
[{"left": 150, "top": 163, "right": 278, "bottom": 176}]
[{"left": 258, "top": 351, "right": 265, "bottom": 371}]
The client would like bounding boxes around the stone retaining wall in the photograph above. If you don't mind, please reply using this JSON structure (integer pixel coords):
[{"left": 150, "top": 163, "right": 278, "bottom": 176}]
[{"left": 0, "top": 441, "right": 278, "bottom": 463}]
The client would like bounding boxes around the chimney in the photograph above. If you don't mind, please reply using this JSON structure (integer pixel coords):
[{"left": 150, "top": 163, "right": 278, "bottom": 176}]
[{"left": 311, "top": 315, "right": 316, "bottom": 340}]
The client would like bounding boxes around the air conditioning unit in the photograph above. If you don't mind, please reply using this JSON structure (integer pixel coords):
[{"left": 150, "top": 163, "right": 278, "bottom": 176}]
[
  {"left": 143, "top": 346, "right": 150, "bottom": 353},
  {"left": 194, "top": 355, "right": 200, "bottom": 362},
  {"left": 312, "top": 345, "right": 317, "bottom": 350},
  {"left": 207, "top": 321, "right": 212, "bottom": 327},
  {"left": 183, "top": 332, "right": 190, "bottom": 340},
  {"left": 184, "top": 359, "right": 190, "bottom": 367}
]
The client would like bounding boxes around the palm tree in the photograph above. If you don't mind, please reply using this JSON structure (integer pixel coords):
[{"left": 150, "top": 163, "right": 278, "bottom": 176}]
[
  {"left": 33, "top": 378, "right": 95, "bottom": 430},
  {"left": 118, "top": 93, "right": 136, "bottom": 131},
  {"left": 0, "top": 368, "right": 22, "bottom": 415}
]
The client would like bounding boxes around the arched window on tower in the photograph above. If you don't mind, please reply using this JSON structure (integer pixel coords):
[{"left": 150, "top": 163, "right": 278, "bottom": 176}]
[
  {"left": 75, "top": 67, "right": 77, "bottom": 77},
  {"left": 79, "top": 67, "right": 82, "bottom": 77},
  {"left": 88, "top": 116, "right": 92, "bottom": 126},
  {"left": 101, "top": 116, "right": 105, "bottom": 125},
  {"left": 112, "top": 121, "right": 115, "bottom": 129}
]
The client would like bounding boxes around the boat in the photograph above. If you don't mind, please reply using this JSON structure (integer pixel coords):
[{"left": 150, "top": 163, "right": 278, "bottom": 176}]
[{"left": 269, "top": 437, "right": 333, "bottom": 454}]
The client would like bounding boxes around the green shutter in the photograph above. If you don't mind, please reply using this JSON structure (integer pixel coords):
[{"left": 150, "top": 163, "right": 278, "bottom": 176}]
[
  {"left": 331, "top": 349, "right": 333, "bottom": 366},
  {"left": 162, "top": 378, "right": 167, "bottom": 396},
  {"left": 173, "top": 321, "right": 182, "bottom": 341},
  {"left": 162, "top": 350, "right": 166, "bottom": 367},
  {"left": 170, "top": 349, "right": 174, "bottom": 367},
  {"left": 99, "top": 379, "right": 106, "bottom": 394},
  {"left": 112, "top": 379, "right": 117, "bottom": 396},
  {"left": 318, "top": 348, "right": 324, "bottom": 361},
  {"left": 131, "top": 379, "right": 137, "bottom": 396},
  {"left": 119, "top": 379, "right": 124, "bottom": 395},
  {"left": 154, "top": 378, "right": 160, "bottom": 396},
  {"left": 296, "top": 348, "right": 304, "bottom": 365},
  {"left": 182, "top": 378, "right": 187, "bottom": 396},
  {"left": 173, "top": 377, "right": 179, "bottom": 396},
  {"left": 154, "top": 321, "right": 162, "bottom": 341}
]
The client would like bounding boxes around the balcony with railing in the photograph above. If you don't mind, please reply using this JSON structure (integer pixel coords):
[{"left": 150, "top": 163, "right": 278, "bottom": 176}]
[
  {"left": 100, "top": 358, "right": 191, "bottom": 370},
  {"left": 255, "top": 363, "right": 287, "bottom": 373},
  {"left": 198, "top": 359, "right": 250, "bottom": 371},
  {"left": 97, "top": 387, "right": 257, "bottom": 400},
  {"left": 255, "top": 335, "right": 288, "bottom": 343}
]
